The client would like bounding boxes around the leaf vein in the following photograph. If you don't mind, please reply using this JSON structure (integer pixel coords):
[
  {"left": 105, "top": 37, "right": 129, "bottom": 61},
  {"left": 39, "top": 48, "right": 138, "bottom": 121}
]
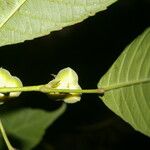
[
  {"left": 0, "top": 0, "right": 27, "bottom": 30},
  {"left": 132, "top": 86, "right": 149, "bottom": 130}
]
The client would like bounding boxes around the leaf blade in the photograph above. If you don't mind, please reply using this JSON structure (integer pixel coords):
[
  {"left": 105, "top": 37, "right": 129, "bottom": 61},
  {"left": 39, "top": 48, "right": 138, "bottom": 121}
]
[
  {"left": 98, "top": 27, "right": 150, "bottom": 136},
  {"left": 0, "top": 0, "right": 117, "bottom": 47}
]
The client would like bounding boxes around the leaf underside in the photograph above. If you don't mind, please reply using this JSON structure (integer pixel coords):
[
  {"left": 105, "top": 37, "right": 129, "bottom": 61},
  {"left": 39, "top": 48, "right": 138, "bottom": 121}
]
[
  {"left": 0, "top": 0, "right": 117, "bottom": 47},
  {"left": 0, "top": 104, "right": 66, "bottom": 150},
  {"left": 98, "top": 27, "right": 150, "bottom": 136}
]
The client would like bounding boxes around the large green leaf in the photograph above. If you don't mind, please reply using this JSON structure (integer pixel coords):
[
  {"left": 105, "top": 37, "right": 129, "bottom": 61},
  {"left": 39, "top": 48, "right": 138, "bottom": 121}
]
[
  {"left": 0, "top": 104, "right": 66, "bottom": 150},
  {"left": 98, "top": 27, "right": 150, "bottom": 136},
  {"left": 0, "top": 0, "right": 117, "bottom": 47}
]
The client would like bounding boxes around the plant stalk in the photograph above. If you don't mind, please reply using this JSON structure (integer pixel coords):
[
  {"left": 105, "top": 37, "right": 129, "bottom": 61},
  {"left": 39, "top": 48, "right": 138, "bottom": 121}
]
[
  {"left": 0, "top": 120, "right": 15, "bottom": 150},
  {"left": 0, "top": 85, "right": 105, "bottom": 94}
]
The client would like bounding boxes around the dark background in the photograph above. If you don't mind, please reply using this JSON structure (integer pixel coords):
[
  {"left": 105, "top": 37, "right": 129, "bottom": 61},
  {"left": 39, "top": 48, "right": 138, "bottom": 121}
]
[{"left": 0, "top": 0, "right": 150, "bottom": 149}]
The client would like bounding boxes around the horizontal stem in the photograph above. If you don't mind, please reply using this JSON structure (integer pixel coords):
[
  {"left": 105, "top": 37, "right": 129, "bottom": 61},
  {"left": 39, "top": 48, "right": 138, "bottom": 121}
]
[
  {"left": 0, "top": 85, "right": 105, "bottom": 94},
  {"left": 0, "top": 85, "right": 43, "bottom": 93},
  {"left": 41, "top": 87, "right": 105, "bottom": 94}
]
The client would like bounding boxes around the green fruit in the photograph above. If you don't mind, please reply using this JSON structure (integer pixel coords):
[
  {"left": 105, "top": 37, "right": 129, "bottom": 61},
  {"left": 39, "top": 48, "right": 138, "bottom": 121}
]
[
  {"left": 47, "top": 67, "right": 81, "bottom": 103},
  {"left": 0, "top": 68, "right": 23, "bottom": 99}
]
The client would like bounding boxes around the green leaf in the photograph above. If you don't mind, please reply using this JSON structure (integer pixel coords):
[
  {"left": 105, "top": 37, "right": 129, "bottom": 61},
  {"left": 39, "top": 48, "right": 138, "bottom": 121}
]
[
  {"left": 0, "top": 104, "right": 66, "bottom": 150},
  {"left": 0, "top": 0, "right": 117, "bottom": 47},
  {"left": 98, "top": 27, "right": 150, "bottom": 136}
]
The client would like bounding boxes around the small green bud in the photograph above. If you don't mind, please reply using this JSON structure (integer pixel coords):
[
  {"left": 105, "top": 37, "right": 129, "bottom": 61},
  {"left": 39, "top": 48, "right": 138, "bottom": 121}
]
[
  {"left": 47, "top": 67, "right": 82, "bottom": 103},
  {"left": 0, "top": 68, "right": 23, "bottom": 99}
]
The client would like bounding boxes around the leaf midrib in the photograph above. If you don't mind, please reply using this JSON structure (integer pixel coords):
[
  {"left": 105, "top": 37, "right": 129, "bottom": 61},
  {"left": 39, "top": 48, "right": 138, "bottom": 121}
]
[
  {"left": 0, "top": 0, "right": 27, "bottom": 29},
  {"left": 103, "top": 78, "right": 150, "bottom": 92}
]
